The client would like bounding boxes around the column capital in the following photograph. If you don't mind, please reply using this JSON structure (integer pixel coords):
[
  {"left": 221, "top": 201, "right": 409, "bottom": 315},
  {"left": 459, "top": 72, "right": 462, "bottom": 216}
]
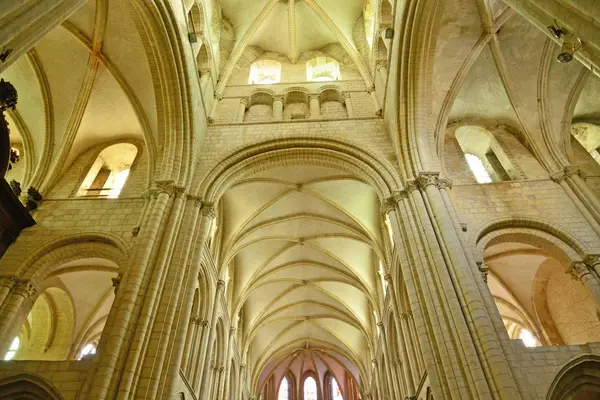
[
  {"left": 375, "top": 60, "right": 388, "bottom": 71},
  {"left": 372, "top": 358, "right": 378, "bottom": 365},
  {"left": 230, "top": 326, "right": 237, "bottom": 335},
  {"left": 217, "top": 279, "right": 226, "bottom": 288},
  {"left": 564, "top": 165, "right": 587, "bottom": 181},
  {"left": 416, "top": 172, "right": 441, "bottom": 190},
  {"left": 215, "top": 93, "right": 224, "bottom": 101},
  {"left": 366, "top": 85, "right": 376, "bottom": 94},
  {"left": 550, "top": 171, "right": 567, "bottom": 184},
  {"left": 341, "top": 92, "right": 351, "bottom": 102},
  {"left": 273, "top": 95, "right": 284, "bottom": 103},
  {"left": 381, "top": 196, "right": 397, "bottom": 215},
  {"left": 384, "top": 274, "right": 392, "bottom": 283},
  {"left": 202, "top": 319, "right": 209, "bottom": 327},
  {"left": 200, "top": 68, "right": 211, "bottom": 77},
  {"left": 111, "top": 273, "right": 123, "bottom": 294},
  {"left": 201, "top": 202, "right": 217, "bottom": 219},
  {"left": 13, "top": 280, "right": 38, "bottom": 298},
  {"left": 567, "top": 262, "right": 593, "bottom": 281},
  {"left": 476, "top": 261, "right": 489, "bottom": 283},
  {"left": 0, "top": 276, "right": 17, "bottom": 289},
  {"left": 584, "top": 255, "right": 600, "bottom": 267},
  {"left": 309, "top": 93, "right": 320, "bottom": 101},
  {"left": 240, "top": 97, "right": 249, "bottom": 108},
  {"left": 155, "top": 181, "right": 186, "bottom": 198}
]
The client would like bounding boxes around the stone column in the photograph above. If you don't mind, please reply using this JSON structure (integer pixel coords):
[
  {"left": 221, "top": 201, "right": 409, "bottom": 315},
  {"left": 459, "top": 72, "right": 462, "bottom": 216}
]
[
  {"left": 181, "top": 316, "right": 200, "bottom": 374},
  {"left": 236, "top": 364, "right": 246, "bottom": 400},
  {"left": 221, "top": 327, "right": 236, "bottom": 400},
  {"left": 200, "top": 279, "right": 227, "bottom": 394},
  {"left": 550, "top": 169, "right": 600, "bottom": 237},
  {"left": 0, "top": 0, "right": 87, "bottom": 74},
  {"left": 376, "top": 61, "right": 388, "bottom": 88},
  {"left": 585, "top": 255, "right": 600, "bottom": 280},
  {"left": 568, "top": 262, "right": 600, "bottom": 307},
  {"left": 191, "top": 319, "right": 209, "bottom": 387},
  {"left": 208, "top": 95, "right": 221, "bottom": 123},
  {"left": 378, "top": 322, "right": 401, "bottom": 400},
  {"left": 0, "top": 275, "right": 16, "bottom": 309},
  {"left": 309, "top": 94, "right": 320, "bottom": 119},
  {"left": 272, "top": 96, "right": 283, "bottom": 120},
  {"left": 372, "top": 360, "right": 384, "bottom": 400},
  {"left": 342, "top": 93, "right": 354, "bottom": 118},
  {"left": 237, "top": 98, "right": 248, "bottom": 122},
  {"left": 0, "top": 280, "right": 37, "bottom": 352},
  {"left": 367, "top": 86, "right": 382, "bottom": 116},
  {"left": 199, "top": 69, "right": 211, "bottom": 93},
  {"left": 381, "top": 273, "right": 415, "bottom": 395}
]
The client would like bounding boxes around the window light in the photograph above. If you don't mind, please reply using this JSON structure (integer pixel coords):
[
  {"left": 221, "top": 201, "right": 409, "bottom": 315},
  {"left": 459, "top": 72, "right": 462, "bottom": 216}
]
[
  {"left": 303, "top": 377, "right": 318, "bottom": 400},
  {"left": 248, "top": 60, "right": 281, "bottom": 85},
  {"left": 78, "top": 343, "right": 97, "bottom": 360},
  {"left": 278, "top": 377, "right": 289, "bottom": 400},
  {"left": 519, "top": 329, "right": 538, "bottom": 348},
  {"left": 331, "top": 376, "right": 344, "bottom": 400},
  {"left": 3, "top": 337, "right": 19, "bottom": 361},
  {"left": 465, "top": 153, "right": 492, "bottom": 184},
  {"left": 306, "top": 57, "right": 341, "bottom": 82},
  {"left": 77, "top": 143, "right": 137, "bottom": 198}
]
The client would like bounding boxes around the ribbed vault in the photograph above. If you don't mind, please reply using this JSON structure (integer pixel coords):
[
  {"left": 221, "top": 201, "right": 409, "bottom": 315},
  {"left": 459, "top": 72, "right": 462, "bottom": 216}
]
[{"left": 219, "top": 163, "right": 385, "bottom": 390}]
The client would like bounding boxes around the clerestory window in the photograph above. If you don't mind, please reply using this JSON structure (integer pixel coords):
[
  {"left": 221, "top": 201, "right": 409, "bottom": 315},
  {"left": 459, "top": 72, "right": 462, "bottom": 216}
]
[
  {"left": 278, "top": 376, "right": 290, "bottom": 400},
  {"left": 306, "top": 57, "right": 341, "bottom": 82},
  {"left": 249, "top": 60, "right": 282, "bottom": 85},
  {"left": 3, "top": 336, "right": 19, "bottom": 361},
  {"left": 304, "top": 376, "right": 318, "bottom": 400}
]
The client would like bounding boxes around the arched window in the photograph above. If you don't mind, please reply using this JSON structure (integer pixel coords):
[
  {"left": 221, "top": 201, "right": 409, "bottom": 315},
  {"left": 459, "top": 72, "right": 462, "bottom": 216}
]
[
  {"left": 455, "top": 126, "right": 514, "bottom": 184},
  {"left": 306, "top": 57, "right": 341, "bottom": 82},
  {"left": 464, "top": 153, "right": 492, "bottom": 184},
  {"left": 3, "top": 336, "right": 20, "bottom": 360},
  {"left": 249, "top": 60, "right": 282, "bottom": 85},
  {"left": 278, "top": 376, "right": 290, "bottom": 400},
  {"left": 330, "top": 376, "right": 343, "bottom": 400},
  {"left": 78, "top": 342, "right": 97, "bottom": 360},
  {"left": 571, "top": 123, "right": 600, "bottom": 165},
  {"left": 363, "top": 1, "right": 375, "bottom": 48},
  {"left": 304, "top": 376, "right": 318, "bottom": 400},
  {"left": 77, "top": 143, "right": 138, "bottom": 198}
]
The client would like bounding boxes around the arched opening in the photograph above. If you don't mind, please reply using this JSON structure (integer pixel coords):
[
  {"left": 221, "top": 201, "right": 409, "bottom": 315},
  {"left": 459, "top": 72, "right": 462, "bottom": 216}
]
[
  {"left": 245, "top": 91, "right": 275, "bottom": 122},
  {"left": 571, "top": 123, "right": 600, "bottom": 166},
  {"left": 0, "top": 374, "right": 63, "bottom": 400},
  {"left": 249, "top": 60, "right": 282, "bottom": 85},
  {"left": 548, "top": 358, "right": 600, "bottom": 400},
  {"left": 278, "top": 376, "right": 290, "bottom": 400},
  {"left": 303, "top": 376, "right": 318, "bottom": 400},
  {"left": 480, "top": 229, "right": 600, "bottom": 347},
  {"left": 306, "top": 58, "right": 341, "bottom": 82},
  {"left": 76, "top": 143, "right": 138, "bottom": 198},
  {"left": 455, "top": 125, "right": 515, "bottom": 183},
  {"left": 283, "top": 90, "right": 310, "bottom": 120}
]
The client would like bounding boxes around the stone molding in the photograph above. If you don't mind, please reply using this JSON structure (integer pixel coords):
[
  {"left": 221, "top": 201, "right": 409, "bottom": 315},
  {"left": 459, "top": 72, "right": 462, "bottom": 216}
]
[{"left": 13, "top": 280, "right": 38, "bottom": 298}]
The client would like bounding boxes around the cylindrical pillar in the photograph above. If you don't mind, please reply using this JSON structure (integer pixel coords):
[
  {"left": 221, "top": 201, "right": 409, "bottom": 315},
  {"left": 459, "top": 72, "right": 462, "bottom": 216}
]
[
  {"left": 342, "top": 93, "right": 354, "bottom": 118},
  {"left": 236, "top": 364, "right": 246, "bottom": 400},
  {"left": 383, "top": 274, "right": 415, "bottom": 394},
  {"left": 199, "top": 279, "right": 226, "bottom": 394},
  {"left": 273, "top": 96, "right": 283, "bottom": 120},
  {"left": 237, "top": 98, "right": 247, "bottom": 122},
  {"left": 378, "top": 323, "right": 401, "bottom": 400},
  {"left": 309, "top": 94, "right": 320, "bottom": 119},
  {"left": 208, "top": 97, "right": 220, "bottom": 123},
  {"left": 569, "top": 262, "right": 600, "bottom": 307},
  {"left": 199, "top": 69, "right": 211, "bottom": 93},
  {"left": 221, "top": 327, "right": 236, "bottom": 400},
  {"left": 367, "top": 86, "right": 381, "bottom": 116},
  {"left": 0, "top": 281, "right": 37, "bottom": 351},
  {"left": 0, "top": 276, "right": 16, "bottom": 310}
]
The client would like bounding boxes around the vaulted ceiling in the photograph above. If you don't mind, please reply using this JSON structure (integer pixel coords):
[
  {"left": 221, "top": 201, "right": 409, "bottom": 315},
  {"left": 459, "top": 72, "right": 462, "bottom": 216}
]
[{"left": 219, "top": 164, "right": 385, "bottom": 390}]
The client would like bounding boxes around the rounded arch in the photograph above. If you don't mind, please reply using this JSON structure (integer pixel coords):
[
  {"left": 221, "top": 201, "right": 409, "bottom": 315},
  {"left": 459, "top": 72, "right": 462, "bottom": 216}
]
[
  {"left": 0, "top": 373, "right": 63, "bottom": 399},
  {"left": 12, "top": 233, "right": 128, "bottom": 286},
  {"left": 124, "top": 0, "right": 195, "bottom": 184},
  {"left": 547, "top": 355, "right": 600, "bottom": 400},
  {"left": 194, "top": 137, "right": 402, "bottom": 201},
  {"left": 473, "top": 217, "right": 594, "bottom": 265}
]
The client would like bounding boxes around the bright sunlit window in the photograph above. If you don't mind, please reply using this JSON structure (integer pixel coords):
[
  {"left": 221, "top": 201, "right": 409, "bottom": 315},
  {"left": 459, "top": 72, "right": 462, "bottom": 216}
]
[
  {"left": 363, "top": 1, "right": 375, "bottom": 48},
  {"left": 331, "top": 376, "right": 344, "bottom": 400},
  {"left": 248, "top": 60, "right": 282, "bottom": 84},
  {"left": 278, "top": 377, "right": 289, "bottom": 400},
  {"left": 78, "top": 343, "right": 97, "bottom": 360},
  {"left": 4, "top": 337, "right": 19, "bottom": 361},
  {"left": 519, "top": 329, "right": 539, "bottom": 348},
  {"left": 384, "top": 214, "right": 394, "bottom": 246},
  {"left": 465, "top": 153, "right": 492, "bottom": 184},
  {"left": 304, "top": 377, "right": 318, "bottom": 400},
  {"left": 379, "top": 262, "right": 388, "bottom": 296},
  {"left": 77, "top": 143, "right": 138, "bottom": 198},
  {"left": 306, "top": 57, "right": 341, "bottom": 82}
]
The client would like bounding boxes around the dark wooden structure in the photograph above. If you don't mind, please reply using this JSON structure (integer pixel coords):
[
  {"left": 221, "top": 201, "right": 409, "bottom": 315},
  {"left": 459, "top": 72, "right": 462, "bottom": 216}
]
[{"left": 0, "top": 80, "right": 35, "bottom": 259}]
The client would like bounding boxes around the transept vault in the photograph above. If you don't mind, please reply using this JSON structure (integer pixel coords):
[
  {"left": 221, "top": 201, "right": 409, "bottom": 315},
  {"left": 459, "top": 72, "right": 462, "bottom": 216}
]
[{"left": 1, "top": 0, "right": 600, "bottom": 399}]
